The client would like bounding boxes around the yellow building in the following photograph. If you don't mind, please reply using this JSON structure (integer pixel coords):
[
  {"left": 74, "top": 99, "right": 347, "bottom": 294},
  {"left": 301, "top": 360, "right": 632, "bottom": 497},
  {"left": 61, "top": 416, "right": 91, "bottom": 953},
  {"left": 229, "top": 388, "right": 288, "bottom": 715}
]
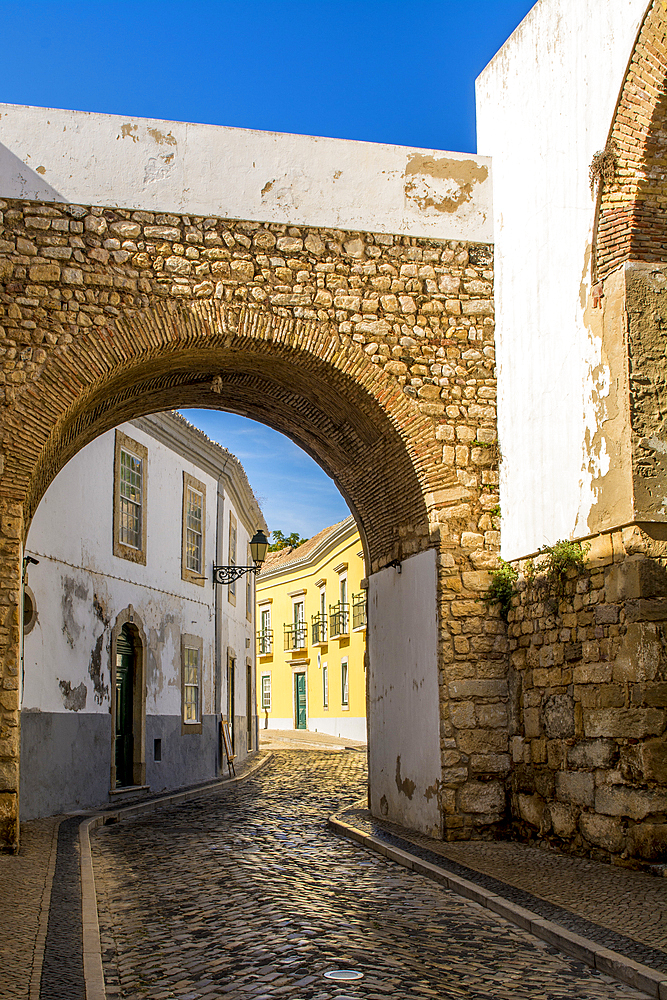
[{"left": 256, "top": 515, "right": 367, "bottom": 740}]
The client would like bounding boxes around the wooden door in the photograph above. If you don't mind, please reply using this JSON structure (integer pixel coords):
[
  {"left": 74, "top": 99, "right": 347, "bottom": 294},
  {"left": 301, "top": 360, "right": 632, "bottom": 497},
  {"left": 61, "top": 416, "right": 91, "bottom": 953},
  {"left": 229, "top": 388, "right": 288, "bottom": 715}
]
[
  {"left": 294, "top": 672, "right": 306, "bottom": 730},
  {"left": 115, "top": 626, "right": 134, "bottom": 786},
  {"left": 246, "top": 663, "right": 253, "bottom": 750}
]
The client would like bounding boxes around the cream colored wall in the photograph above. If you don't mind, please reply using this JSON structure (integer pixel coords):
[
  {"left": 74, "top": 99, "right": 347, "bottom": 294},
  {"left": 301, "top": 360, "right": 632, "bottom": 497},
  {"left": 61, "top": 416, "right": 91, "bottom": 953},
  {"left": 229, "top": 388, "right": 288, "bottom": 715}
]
[{"left": 256, "top": 524, "right": 366, "bottom": 740}]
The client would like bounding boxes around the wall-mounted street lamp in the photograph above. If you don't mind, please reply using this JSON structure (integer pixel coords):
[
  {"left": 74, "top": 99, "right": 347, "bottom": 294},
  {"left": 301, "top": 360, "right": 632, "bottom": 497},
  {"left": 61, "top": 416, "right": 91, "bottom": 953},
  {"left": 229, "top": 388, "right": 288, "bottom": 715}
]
[{"left": 213, "top": 529, "right": 269, "bottom": 586}]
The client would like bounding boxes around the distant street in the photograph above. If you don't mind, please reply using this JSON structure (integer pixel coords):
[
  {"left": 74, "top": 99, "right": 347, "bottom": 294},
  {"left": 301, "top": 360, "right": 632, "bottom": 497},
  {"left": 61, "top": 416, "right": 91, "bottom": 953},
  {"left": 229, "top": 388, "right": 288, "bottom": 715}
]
[{"left": 91, "top": 751, "right": 646, "bottom": 1000}]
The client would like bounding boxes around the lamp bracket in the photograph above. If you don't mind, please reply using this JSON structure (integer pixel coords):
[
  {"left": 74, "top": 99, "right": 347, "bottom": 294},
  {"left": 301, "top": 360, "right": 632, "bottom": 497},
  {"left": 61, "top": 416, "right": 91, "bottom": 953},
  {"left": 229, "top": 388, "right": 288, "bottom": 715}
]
[{"left": 213, "top": 565, "right": 258, "bottom": 586}]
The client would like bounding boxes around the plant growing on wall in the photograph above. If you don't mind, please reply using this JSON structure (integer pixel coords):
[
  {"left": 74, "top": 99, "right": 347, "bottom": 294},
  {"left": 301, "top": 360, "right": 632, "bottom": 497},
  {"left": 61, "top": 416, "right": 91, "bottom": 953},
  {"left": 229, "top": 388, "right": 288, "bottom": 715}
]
[
  {"left": 539, "top": 539, "right": 589, "bottom": 600},
  {"left": 483, "top": 560, "right": 518, "bottom": 622}
]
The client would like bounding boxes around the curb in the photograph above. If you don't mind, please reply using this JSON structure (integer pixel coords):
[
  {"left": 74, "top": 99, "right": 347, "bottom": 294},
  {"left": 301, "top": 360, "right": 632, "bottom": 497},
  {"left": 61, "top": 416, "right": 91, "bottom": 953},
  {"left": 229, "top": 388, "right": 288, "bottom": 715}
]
[
  {"left": 79, "top": 751, "right": 273, "bottom": 1000},
  {"left": 329, "top": 813, "right": 667, "bottom": 1000},
  {"left": 29, "top": 815, "right": 63, "bottom": 1000}
]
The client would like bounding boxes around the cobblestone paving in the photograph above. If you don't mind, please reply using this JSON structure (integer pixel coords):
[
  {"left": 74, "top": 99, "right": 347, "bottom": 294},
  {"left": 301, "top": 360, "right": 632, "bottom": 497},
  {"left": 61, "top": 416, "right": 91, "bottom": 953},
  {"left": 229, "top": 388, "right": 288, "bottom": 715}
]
[
  {"left": 91, "top": 751, "right": 650, "bottom": 1000},
  {"left": 0, "top": 815, "right": 60, "bottom": 1000},
  {"left": 341, "top": 808, "right": 667, "bottom": 972}
]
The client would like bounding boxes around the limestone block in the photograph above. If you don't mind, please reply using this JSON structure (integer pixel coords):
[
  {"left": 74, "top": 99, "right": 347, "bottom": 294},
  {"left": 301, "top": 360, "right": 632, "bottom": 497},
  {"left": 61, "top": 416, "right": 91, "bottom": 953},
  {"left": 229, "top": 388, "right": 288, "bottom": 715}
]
[
  {"left": 626, "top": 821, "right": 667, "bottom": 860},
  {"left": 29, "top": 263, "right": 60, "bottom": 282},
  {"left": 530, "top": 738, "right": 547, "bottom": 764},
  {"left": 517, "top": 792, "right": 545, "bottom": 829},
  {"left": 543, "top": 694, "right": 575, "bottom": 739},
  {"left": 587, "top": 533, "right": 614, "bottom": 568},
  {"left": 645, "top": 682, "right": 667, "bottom": 707},
  {"left": 595, "top": 785, "right": 667, "bottom": 820},
  {"left": 584, "top": 707, "right": 664, "bottom": 739},
  {"left": 555, "top": 770, "right": 595, "bottom": 807},
  {"left": 448, "top": 679, "right": 507, "bottom": 701},
  {"left": 470, "top": 753, "right": 510, "bottom": 775},
  {"left": 549, "top": 802, "right": 578, "bottom": 838},
  {"left": 613, "top": 623, "right": 664, "bottom": 683},
  {"left": 457, "top": 780, "right": 505, "bottom": 814},
  {"left": 641, "top": 737, "right": 667, "bottom": 783},
  {"left": 573, "top": 661, "right": 612, "bottom": 684},
  {"left": 606, "top": 556, "right": 667, "bottom": 603},
  {"left": 595, "top": 604, "right": 620, "bottom": 624},
  {"left": 567, "top": 739, "right": 617, "bottom": 770},
  {"left": 449, "top": 701, "right": 476, "bottom": 728},
  {"left": 144, "top": 225, "right": 180, "bottom": 241},
  {"left": 579, "top": 812, "right": 624, "bottom": 852},
  {"left": 476, "top": 702, "right": 508, "bottom": 728},
  {"left": 457, "top": 728, "right": 508, "bottom": 754},
  {"left": 523, "top": 706, "right": 541, "bottom": 739}
]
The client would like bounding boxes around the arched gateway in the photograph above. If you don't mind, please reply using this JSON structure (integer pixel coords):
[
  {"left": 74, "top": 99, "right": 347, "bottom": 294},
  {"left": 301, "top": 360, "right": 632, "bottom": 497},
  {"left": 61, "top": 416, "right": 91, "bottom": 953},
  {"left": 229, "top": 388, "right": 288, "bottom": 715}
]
[{"left": 0, "top": 107, "right": 501, "bottom": 851}]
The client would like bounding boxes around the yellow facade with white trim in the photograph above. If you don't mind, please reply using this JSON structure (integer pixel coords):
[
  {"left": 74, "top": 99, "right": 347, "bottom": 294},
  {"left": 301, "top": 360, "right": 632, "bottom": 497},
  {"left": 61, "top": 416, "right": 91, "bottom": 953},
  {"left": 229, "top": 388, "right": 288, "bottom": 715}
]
[{"left": 256, "top": 516, "right": 366, "bottom": 741}]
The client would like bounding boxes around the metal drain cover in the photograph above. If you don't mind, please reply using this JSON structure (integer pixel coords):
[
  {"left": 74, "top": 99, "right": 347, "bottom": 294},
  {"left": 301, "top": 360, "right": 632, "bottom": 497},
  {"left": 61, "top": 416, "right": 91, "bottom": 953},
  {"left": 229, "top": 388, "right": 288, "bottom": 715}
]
[{"left": 323, "top": 970, "right": 364, "bottom": 981}]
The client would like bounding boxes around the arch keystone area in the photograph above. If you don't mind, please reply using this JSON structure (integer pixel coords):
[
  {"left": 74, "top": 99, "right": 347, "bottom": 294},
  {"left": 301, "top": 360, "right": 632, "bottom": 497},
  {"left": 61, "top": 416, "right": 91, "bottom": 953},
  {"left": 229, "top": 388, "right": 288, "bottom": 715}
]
[{"left": 0, "top": 105, "right": 500, "bottom": 851}]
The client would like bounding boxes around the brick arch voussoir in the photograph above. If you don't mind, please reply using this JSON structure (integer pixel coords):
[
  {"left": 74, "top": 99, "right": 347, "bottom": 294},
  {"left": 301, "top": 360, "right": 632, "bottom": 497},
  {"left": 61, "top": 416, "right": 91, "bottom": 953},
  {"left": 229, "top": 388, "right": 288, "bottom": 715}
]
[
  {"left": 594, "top": 0, "right": 667, "bottom": 281},
  {"left": 10, "top": 298, "right": 445, "bottom": 569}
]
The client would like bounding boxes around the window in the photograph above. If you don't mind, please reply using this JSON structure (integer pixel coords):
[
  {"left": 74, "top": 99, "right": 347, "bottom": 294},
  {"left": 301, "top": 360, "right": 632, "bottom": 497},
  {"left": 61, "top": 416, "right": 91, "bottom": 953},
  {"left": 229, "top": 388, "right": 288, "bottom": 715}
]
[
  {"left": 258, "top": 605, "right": 272, "bottom": 655},
  {"left": 182, "top": 472, "right": 206, "bottom": 586},
  {"left": 261, "top": 674, "right": 271, "bottom": 710},
  {"left": 228, "top": 512, "right": 237, "bottom": 602},
  {"left": 284, "top": 595, "right": 307, "bottom": 651},
  {"left": 113, "top": 431, "right": 147, "bottom": 565},
  {"left": 341, "top": 660, "right": 349, "bottom": 707},
  {"left": 181, "top": 635, "right": 203, "bottom": 734},
  {"left": 352, "top": 592, "right": 367, "bottom": 630},
  {"left": 323, "top": 662, "right": 328, "bottom": 709},
  {"left": 312, "top": 585, "right": 327, "bottom": 644}
]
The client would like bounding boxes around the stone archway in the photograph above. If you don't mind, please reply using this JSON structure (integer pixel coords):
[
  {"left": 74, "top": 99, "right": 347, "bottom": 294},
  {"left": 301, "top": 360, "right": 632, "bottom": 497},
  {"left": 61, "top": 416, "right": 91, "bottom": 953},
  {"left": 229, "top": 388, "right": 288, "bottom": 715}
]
[{"left": 0, "top": 152, "right": 501, "bottom": 850}]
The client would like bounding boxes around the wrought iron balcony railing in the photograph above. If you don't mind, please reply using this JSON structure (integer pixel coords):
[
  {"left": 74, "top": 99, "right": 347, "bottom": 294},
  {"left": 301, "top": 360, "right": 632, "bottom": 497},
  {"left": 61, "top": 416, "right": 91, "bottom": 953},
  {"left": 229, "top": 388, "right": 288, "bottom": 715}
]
[
  {"left": 352, "top": 592, "right": 367, "bottom": 630},
  {"left": 311, "top": 612, "right": 327, "bottom": 644},
  {"left": 284, "top": 622, "right": 307, "bottom": 651},
  {"left": 329, "top": 602, "right": 349, "bottom": 638},
  {"left": 256, "top": 629, "right": 273, "bottom": 655}
]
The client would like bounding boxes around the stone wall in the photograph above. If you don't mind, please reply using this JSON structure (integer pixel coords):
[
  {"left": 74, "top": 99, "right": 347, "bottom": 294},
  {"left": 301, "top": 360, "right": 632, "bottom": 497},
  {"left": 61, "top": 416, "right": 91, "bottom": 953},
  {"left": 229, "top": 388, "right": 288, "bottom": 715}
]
[
  {"left": 0, "top": 197, "right": 499, "bottom": 849},
  {"left": 507, "top": 525, "right": 667, "bottom": 862}
]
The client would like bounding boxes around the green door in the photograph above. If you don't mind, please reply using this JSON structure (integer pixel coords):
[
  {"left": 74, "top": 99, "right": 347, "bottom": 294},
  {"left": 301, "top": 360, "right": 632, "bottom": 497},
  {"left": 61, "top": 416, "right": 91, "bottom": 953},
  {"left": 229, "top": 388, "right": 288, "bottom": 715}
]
[
  {"left": 295, "top": 672, "right": 307, "bottom": 730},
  {"left": 115, "top": 626, "right": 134, "bottom": 787}
]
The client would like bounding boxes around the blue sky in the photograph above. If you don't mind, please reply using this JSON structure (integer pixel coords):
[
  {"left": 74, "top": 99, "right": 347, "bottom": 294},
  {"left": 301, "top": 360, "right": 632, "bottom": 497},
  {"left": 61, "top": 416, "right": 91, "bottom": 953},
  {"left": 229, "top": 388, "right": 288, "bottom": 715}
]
[{"left": 0, "top": 0, "right": 535, "bottom": 538}]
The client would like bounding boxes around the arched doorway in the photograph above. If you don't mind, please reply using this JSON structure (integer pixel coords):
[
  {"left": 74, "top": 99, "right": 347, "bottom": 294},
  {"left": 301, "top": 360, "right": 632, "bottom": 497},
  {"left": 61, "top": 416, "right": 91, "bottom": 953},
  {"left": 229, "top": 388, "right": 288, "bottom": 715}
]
[
  {"left": 0, "top": 200, "right": 500, "bottom": 852},
  {"left": 110, "top": 609, "right": 147, "bottom": 792}
]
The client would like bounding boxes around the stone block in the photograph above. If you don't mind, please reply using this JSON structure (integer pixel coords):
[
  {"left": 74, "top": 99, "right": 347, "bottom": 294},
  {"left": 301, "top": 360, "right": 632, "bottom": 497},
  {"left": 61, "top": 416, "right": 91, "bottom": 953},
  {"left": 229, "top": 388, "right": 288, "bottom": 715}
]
[
  {"left": 555, "top": 771, "right": 595, "bottom": 807},
  {"left": 29, "top": 263, "right": 60, "bottom": 282},
  {"left": 448, "top": 679, "right": 507, "bottom": 699},
  {"left": 517, "top": 792, "right": 545, "bottom": 829},
  {"left": 625, "top": 598, "right": 667, "bottom": 622},
  {"left": 641, "top": 737, "right": 667, "bottom": 783},
  {"left": 595, "top": 785, "right": 667, "bottom": 820},
  {"left": 626, "top": 821, "right": 667, "bottom": 860},
  {"left": 523, "top": 706, "right": 541, "bottom": 739},
  {"left": 579, "top": 812, "right": 624, "bottom": 853},
  {"left": 449, "top": 701, "right": 476, "bottom": 729},
  {"left": 644, "top": 682, "right": 667, "bottom": 707},
  {"left": 511, "top": 736, "right": 526, "bottom": 763},
  {"left": 457, "top": 728, "right": 508, "bottom": 754},
  {"left": 584, "top": 707, "right": 664, "bottom": 739},
  {"left": 469, "top": 753, "right": 511, "bottom": 775},
  {"left": 461, "top": 532, "right": 484, "bottom": 549},
  {"left": 549, "top": 802, "right": 578, "bottom": 838},
  {"left": 533, "top": 667, "right": 562, "bottom": 688},
  {"left": 613, "top": 623, "right": 664, "bottom": 683},
  {"left": 567, "top": 739, "right": 617, "bottom": 770},
  {"left": 476, "top": 703, "right": 508, "bottom": 728},
  {"left": 606, "top": 557, "right": 667, "bottom": 603},
  {"left": 0, "top": 758, "right": 18, "bottom": 788},
  {"left": 595, "top": 604, "right": 620, "bottom": 624},
  {"left": 587, "top": 533, "right": 614, "bottom": 568},
  {"left": 457, "top": 780, "right": 505, "bottom": 814},
  {"left": 531, "top": 738, "right": 547, "bottom": 764},
  {"left": 543, "top": 694, "right": 575, "bottom": 739}
]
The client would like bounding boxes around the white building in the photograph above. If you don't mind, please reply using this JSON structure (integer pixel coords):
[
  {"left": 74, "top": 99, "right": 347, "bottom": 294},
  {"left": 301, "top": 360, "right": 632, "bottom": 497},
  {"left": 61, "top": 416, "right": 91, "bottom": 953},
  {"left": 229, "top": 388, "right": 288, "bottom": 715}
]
[{"left": 20, "top": 411, "right": 266, "bottom": 819}]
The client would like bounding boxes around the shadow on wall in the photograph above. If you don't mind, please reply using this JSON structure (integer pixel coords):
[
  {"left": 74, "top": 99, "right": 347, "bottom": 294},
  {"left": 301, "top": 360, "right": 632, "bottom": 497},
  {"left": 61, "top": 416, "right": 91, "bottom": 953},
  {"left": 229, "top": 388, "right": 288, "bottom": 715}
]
[{"left": 0, "top": 143, "right": 64, "bottom": 202}]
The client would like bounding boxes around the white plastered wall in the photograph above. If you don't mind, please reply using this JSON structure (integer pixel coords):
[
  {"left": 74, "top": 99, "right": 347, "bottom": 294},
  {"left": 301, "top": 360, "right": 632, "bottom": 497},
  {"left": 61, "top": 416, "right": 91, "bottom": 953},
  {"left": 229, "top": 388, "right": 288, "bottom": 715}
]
[
  {"left": 368, "top": 549, "right": 441, "bottom": 837},
  {"left": 476, "top": 0, "right": 648, "bottom": 559},
  {"left": 0, "top": 103, "right": 491, "bottom": 242}
]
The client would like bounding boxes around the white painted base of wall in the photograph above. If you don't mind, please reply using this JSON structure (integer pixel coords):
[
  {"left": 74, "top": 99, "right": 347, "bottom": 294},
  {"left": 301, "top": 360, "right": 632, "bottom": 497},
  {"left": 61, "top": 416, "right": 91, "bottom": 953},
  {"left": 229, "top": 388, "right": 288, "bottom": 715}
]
[
  {"left": 262, "top": 717, "right": 293, "bottom": 730},
  {"left": 368, "top": 548, "right": 442, "bottom": 838},
  {"left": 309, "top": 717, "right": 367, "bottom": 741}
]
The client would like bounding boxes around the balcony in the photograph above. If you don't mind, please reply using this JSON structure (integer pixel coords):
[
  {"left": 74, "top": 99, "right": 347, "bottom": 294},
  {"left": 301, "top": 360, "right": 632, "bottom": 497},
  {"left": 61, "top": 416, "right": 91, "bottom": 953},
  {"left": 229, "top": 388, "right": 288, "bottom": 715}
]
[
  {"left": 329, "top": 602, "right": 349, "bottom": 638},
  {"left": 256, "top": 629, "right": 273, "bottom": 656},
  {"left": 352, "top": 593, "right": 367, "bottom": 630},
  {"left": 284, "top": 622, "right": 307, "bottom": 651},
  {"left": 311, "top": 612, "right": 327, "bottom": 645}
]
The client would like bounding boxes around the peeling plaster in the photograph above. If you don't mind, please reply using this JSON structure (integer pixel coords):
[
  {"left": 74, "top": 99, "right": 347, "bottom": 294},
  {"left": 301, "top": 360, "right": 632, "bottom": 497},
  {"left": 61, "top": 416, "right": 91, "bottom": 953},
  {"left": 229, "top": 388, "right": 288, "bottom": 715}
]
[
  {"left": 89, "top": 633, "right": 109, "bottom": 705},
  {"left": 404, "top": 154, "right": 488, "bottom": 215},
  {"left": 61, "top": 575, "right": 88, "bottom": 648},
  {"left": 58, "top": 678, "right": 87, "bottom": 711},
  {"left": 395, "top": 755, "right": 416, "bottom": 799}
]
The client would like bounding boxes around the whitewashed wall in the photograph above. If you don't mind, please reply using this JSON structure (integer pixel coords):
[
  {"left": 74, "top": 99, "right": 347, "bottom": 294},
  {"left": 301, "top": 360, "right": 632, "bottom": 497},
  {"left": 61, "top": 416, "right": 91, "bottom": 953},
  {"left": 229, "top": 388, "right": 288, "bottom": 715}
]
[
  {"left": 476, "top": 0, "right": 648, "bottom": 559},
  {"left": 368, "top": 549, "right": 441, "bottom": 837},
  {"left": 0, "top": 103, "right": 492, "bottom": 242}
]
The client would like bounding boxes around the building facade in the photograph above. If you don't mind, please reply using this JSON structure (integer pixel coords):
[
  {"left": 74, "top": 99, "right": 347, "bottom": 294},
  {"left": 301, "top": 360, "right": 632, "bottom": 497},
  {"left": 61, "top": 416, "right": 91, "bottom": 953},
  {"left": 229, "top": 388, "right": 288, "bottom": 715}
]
[
  {"left": 256, "top": 516, "right": 367, "bottom": 742},
  {"left": 20, "top": 411, "right": 266, "bottom": 820}
]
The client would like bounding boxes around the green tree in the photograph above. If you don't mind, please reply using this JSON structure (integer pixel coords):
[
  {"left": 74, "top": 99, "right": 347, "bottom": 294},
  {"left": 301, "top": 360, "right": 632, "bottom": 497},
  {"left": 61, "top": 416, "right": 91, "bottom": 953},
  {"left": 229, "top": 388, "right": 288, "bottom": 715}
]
[{"left": 268, "top": 529, "right": 308, "bottom": 552}]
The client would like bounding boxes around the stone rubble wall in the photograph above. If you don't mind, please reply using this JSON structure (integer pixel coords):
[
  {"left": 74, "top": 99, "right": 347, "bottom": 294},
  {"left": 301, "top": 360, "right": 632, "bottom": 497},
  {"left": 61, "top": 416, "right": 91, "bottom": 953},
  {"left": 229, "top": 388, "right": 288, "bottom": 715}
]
[
  {"left": 0, "top": 198, "right": 500, "bottom": 849},
  {"left": 508, "top": 525, "right": 667, "bottom": 862}
]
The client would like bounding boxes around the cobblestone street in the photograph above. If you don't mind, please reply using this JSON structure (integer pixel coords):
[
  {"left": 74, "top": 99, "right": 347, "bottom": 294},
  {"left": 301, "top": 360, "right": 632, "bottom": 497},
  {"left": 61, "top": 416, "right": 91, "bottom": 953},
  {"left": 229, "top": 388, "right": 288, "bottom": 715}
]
[{"left": 91, "top": 751, "right": 649, "bottom": 1000}]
